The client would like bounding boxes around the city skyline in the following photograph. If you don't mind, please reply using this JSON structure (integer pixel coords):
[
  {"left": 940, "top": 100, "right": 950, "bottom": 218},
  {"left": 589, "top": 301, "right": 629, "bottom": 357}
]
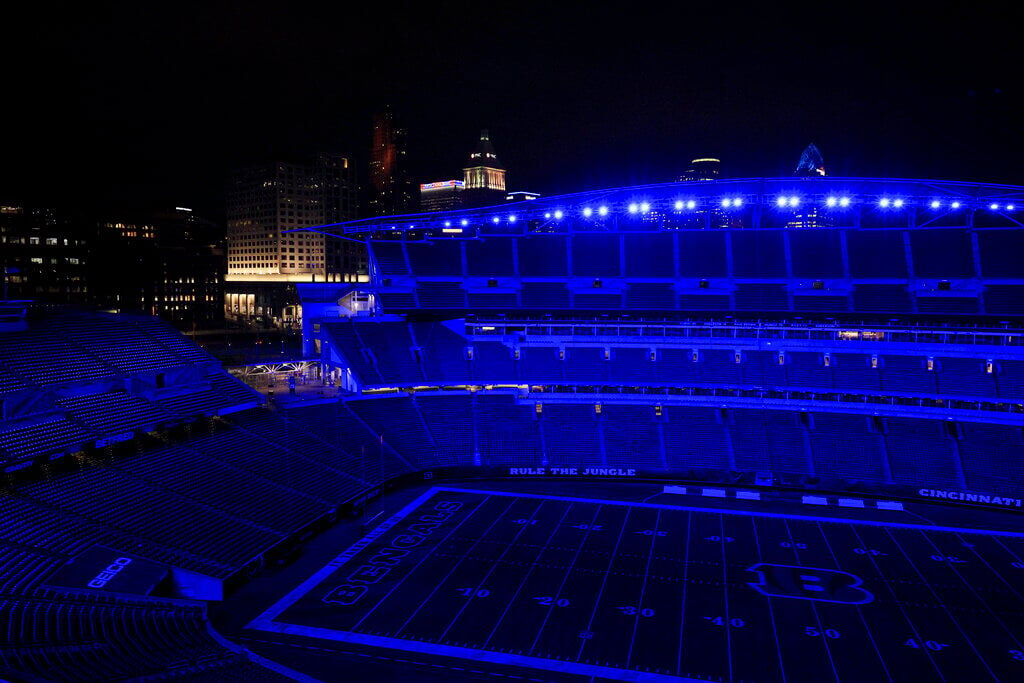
[{"left": 3, "top": 4, "right": 1019, "bottom": 217}]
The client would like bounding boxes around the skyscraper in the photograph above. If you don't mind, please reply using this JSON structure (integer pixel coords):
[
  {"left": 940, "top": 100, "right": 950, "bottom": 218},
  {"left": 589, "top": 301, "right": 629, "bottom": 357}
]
[
  {"left": 368, "top": 107, "right": 415, "bottom": 216},
  {"left": 225, "top": 153, "right": 360, "bottom": 327},
  {"left": 462, "top": 130, "right": 506, "bottom": 207}
]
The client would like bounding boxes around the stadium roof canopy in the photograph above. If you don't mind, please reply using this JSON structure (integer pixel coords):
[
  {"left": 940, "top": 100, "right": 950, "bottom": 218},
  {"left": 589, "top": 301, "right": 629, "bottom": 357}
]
[{"left": 289, "top": 177, "right": 1024, "bottom": 237}]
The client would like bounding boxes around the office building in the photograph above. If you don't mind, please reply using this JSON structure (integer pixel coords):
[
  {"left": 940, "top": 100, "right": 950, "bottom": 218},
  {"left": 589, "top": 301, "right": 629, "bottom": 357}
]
[
  {"left": 225, "top": 153, "right": 360, "bottom": 327},
  {"left": 0, "top": 204, "right": 89, "bottom": 304},
  {"left": 419, "top": 180, "right": 465, "bottom": 212}
]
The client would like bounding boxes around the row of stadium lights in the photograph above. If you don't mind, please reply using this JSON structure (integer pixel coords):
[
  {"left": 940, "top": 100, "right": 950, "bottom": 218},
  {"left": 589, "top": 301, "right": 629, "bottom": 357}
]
[{"left": 429, "top": 197, "right": 1017, "bottom": 228}]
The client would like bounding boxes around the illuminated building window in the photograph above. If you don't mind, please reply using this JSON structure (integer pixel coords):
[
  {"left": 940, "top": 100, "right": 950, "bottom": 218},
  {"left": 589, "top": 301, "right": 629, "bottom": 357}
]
[
  {"left": 871, "top": 355, "right": 879, "bottom": 368},
  {"left": 986, "top": 360, "right": 994, "bottom": 374},
  {"left": 603, "top": 348, "right": 611, "bottom": 361},
  {"left": 654, "top": 404, "right": 663, "bottom": 417},
  {"left": 558, "top": 349, "right": 566, "bottom": 361},
  {"left": 927, "top": 357, "right": 935, "bottom": 371},
  {"left": 535, "top": 402, "right": 543, "bottom": 415},
  {"left": 692, "top": 351, "right": 699, "bottom": 363},
  {"left": 823, "top": 353, "right": 831, "bottom": 367},
  {"left": 778, "top": 352, "right": 786, "bottom": 366},
  {"left": 465, "top": 347, "right": 474, "bottom": 360},
  {"left": 594, "top": 403, "right": 602, "bottom": 415},
  {"left": 734, "top": 352, "right": 742, "bottom": 364}
]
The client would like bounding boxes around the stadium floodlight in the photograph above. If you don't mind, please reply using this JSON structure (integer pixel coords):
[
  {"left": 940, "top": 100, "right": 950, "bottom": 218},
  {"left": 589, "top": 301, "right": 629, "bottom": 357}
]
[
  {"left": 826, "top": 196, "right": 837, "bottom": 207},
  {"left": 734, "top": 197, "right": 743, "bottom": 207},
  {"left": 950, "top": 201, "right": 961, "bottom": 209},
  {"left": 460, "top": 218, "right": 469, "bottom": 226},
  {"left": 492, "top": 216, "right": 500, "bottom": 224},
  {"left": 839, "top": 197, "right": 851, "bottom": 207},
  {"left": 686, "top": 200, "right": 696, "bottom": 209},
  {"left": 544, "top": 212, "right": 552, "bottom": 219},
  {"left": 1008, "top": 204, "right": 1016, "bottom": 211},
  {"left": 628, "top": 202, "right": 639, "bottom": 214},
  {"left": 674, "top": 200, "right": 684, "bottom": 210},
  {"left": 879, "top": 198, "right": 891, "bottom": 208},
  {"left": 508, "top": 214, "right": 517, "bottom": 223},
  {"left": 721, "top": 198, "right": 731, "bottom": 208},
  {"left": 990, "top": 203, "right": 1000, "bottom": 211},
  {"left": 444, "top": 220, "right": 451, "bottom": 227},
  {"left": 582, "top": 207, "right": 593, "bottom": 217},
  {"left": 554, "top": 209, "right": 564, "bottom": 219},
  {"left": 930, "top": 200, "right": 941, "bottom": 209},
  {"left": 893, "top": 199, "right": 904, "bottom": 208},
  {"left": 788, "top": 196, "right": 800, "bottom": 207},
  {"left": 598, "top": 205, "right": 609, "bottom": 216},
  {"left": 776, "top": 196, "right": 788, "bottom": 208},
  {"left": 639, "top": 202, "right": 651, "bottom": 213}
]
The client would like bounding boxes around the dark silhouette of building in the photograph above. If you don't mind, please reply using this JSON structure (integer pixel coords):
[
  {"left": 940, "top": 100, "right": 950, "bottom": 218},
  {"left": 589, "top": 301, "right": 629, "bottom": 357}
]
[
  {"left": 463, "top": 130, "right": 507, "bottom": 207},
  {"left": 368, "top": 107, "right": 415, "bottom": 216},
  {"left": 0, "top": 204, "right": 89, "bottom": 304},
  {"left": 89, "top": 207, "right": 225, "bottom": 328},
  {"left": 679, "top": 157, "right": 721, "bottom": 182},
  {"left": 1, "top": 203, "right": 225, "bottom": 328},
  {"left": 795, "top": 143, "right": 826, "bottom": 176}
]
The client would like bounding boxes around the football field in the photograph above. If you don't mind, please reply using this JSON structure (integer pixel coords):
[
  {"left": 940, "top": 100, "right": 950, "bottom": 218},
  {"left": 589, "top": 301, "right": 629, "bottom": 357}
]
[{"left": 248, "top": 487, "right": 1024, "bottom": 682}]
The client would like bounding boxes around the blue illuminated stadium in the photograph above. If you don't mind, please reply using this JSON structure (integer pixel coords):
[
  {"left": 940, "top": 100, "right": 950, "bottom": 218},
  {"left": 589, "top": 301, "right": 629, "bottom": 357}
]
[{"left": 2, "top": 176, "right": 1024, "bottom": 681}]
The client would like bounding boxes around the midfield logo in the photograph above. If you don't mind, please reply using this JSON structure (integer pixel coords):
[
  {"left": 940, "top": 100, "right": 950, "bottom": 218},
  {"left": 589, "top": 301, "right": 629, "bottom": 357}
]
[{"left": 746, "top": 564, "right": 874, "bottom": 604}]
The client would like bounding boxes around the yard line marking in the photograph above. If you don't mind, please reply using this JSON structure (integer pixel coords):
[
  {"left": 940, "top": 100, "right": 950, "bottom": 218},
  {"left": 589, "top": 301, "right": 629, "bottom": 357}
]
[
  {"left": 393, "top": 497, "right": 521, "bottom": 636},
  {"left": 847, "top": 525, "right": 946, "bottom": 682},
  {"left": 781, "top": 519, "right": 840, "bottom": 683},
  {"left": 749, "top": 516, "right": 787, "bottom": 683},
  {"left": 625, "top": 509, "right": 661, "bottom": 667},
  {"left": 814, "top": 521, "right": 893, "bottom": 683},
  {"left": 438, "top": 500, "right": 547, "bottom": 641},
  {"left": 576, "top": 507, "right": 632, "bottom": 662},
  {"left": 883, "top": 527, "right": 998, "bottom": 681},
  {"left": 481, "top": 502, "right": 576, "bottom": 648},
  {"left": 967, "top": 535, "right": 1024, "bottom": 603},
  {"left": 675, "top": 511, "right": 692, "bottom": 676},
  {"left": 527, "top": 503, "right": 603, "bottom": 654},
  {"left": 350, "top": 493, "right": 493, "bottom": 631},
  {"left": 919, "top": 529, "right": 1024, "bottom": 652},
  {"left": 719, "top": 514, "right": 736, "bottom": 683}
]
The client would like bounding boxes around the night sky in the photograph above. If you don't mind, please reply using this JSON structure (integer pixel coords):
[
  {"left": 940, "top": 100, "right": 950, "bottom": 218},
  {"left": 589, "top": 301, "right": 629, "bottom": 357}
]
[{"left": 5, "top": 3, "right": 1020, "bottom": 216}]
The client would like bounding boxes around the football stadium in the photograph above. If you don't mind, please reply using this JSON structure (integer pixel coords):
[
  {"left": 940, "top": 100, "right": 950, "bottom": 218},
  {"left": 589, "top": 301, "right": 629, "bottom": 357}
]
[{"left": 2, "top": 176, "right": 1024, "bottom": 682}]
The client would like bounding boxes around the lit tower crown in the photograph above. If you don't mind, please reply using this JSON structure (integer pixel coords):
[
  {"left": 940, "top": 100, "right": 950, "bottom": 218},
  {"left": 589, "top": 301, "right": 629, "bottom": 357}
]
[
  {"left": 795, "top": 143, "right": 826, "bottom": 177},
  {"left": 463, "top": 129, "right": 506, "bottom": 194}
]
